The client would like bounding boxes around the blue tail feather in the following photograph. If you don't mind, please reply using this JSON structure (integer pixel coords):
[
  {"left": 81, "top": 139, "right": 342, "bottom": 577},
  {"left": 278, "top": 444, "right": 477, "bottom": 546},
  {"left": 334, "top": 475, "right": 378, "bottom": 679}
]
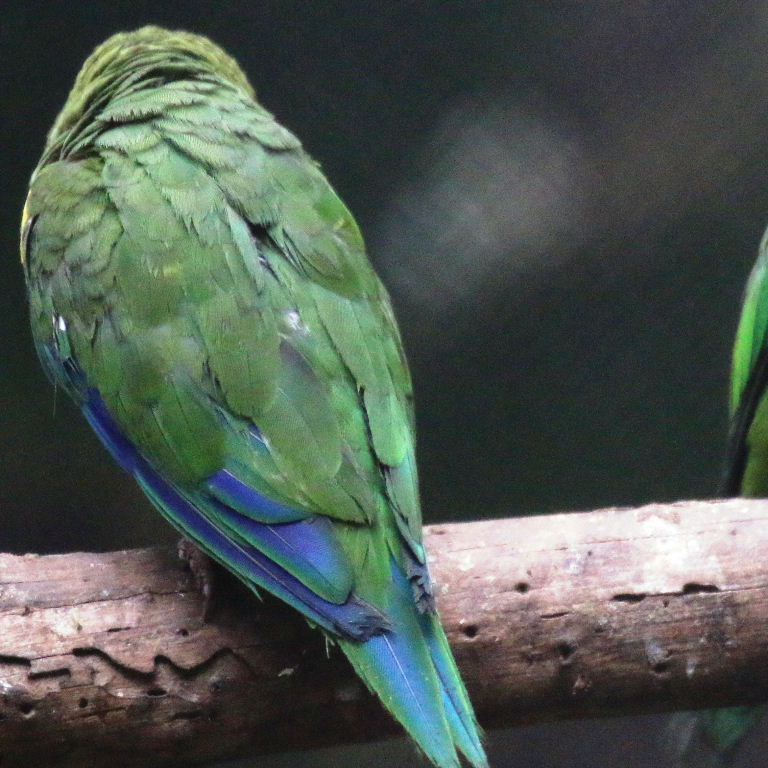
[
  {"left": 340, "top": 561, "right": 487, "bottom": 768},
  {"left": 421, "top": 613, "right": 487, "bottom": 767},
  {"left": 341, "top": 564, "right": 461, "bottom": 768}
]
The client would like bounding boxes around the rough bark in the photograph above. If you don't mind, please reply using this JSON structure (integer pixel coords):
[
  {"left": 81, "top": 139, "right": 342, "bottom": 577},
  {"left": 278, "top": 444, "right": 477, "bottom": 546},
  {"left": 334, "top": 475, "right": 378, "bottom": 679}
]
[{"left": 0, "top": 498, "right": 767, "bottom": 766}]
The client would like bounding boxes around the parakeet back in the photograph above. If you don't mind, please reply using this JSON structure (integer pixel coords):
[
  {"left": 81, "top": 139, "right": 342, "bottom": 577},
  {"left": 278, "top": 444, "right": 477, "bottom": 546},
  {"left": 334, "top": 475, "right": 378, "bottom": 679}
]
[{"left": 21, "top": 27, "right": 486, "bottom": 768}]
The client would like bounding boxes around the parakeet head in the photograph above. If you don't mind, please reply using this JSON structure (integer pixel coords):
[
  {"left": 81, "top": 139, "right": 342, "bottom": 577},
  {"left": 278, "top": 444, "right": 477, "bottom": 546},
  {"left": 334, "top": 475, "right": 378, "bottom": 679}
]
[{"left": 44, "top": 26, "right": 254, "bottom": 157}]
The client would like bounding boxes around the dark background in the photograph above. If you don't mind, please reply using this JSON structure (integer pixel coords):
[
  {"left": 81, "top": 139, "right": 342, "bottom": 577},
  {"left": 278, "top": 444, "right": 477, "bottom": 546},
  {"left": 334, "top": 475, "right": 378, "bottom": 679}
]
[{"left": 3, "top": 2, "right": 768, "bottom": 766}]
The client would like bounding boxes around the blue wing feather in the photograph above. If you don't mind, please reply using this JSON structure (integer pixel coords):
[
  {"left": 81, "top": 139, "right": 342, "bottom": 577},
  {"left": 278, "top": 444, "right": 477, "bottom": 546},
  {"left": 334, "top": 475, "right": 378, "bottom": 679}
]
[
  {"left": 133, "top": 462, "right": 385, "bottom": 640},
  {"left": 38, "top": 342, "right": 485, "bottom": 767},
  {"left": 42, "top": 341, "right": 386, "bottom": 641},
  {"left": 206, "top": 499, "right": 355, "bottom": 603},
  {"left": 206, "top": 468, "right": 309, "bottom": 523},
  {"left": 83, "top": 389, "right": 140, "bottom": 473}
]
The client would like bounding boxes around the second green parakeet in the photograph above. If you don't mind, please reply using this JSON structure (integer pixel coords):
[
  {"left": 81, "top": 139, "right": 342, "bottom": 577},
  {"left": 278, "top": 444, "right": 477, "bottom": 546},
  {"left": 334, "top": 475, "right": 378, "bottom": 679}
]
[{"left": 668, "top": 225, "right": 768, "bottom": 767}]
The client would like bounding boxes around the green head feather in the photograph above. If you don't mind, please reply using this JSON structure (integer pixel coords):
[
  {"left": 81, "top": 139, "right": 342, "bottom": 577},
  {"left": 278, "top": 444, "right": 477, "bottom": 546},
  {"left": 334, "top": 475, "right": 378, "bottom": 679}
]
[{"left": 44, "top": 27, "right": 254, "bottom": 163}]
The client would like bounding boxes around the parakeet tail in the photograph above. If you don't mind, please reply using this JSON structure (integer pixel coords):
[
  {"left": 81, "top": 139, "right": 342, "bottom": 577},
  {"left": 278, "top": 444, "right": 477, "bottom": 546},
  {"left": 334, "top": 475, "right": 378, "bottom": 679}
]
[
  {"left": 338, "top": 562, "right": 487, "bottom": 768},
  {"left": 76, "top": 385, "right": 485, "bottom": 767}
]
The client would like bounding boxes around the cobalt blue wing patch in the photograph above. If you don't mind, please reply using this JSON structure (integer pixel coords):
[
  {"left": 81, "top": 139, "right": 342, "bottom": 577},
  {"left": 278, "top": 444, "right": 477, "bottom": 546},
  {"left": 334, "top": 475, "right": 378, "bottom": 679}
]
[
  {"left": 206, "top": 468, "right": 309, "bottom": 523},
  {"left": 206, "top": 502, "right": 355, "bottom": 604},
  {"left": 83, "top": 389, "right": 140, "bottom": 473},
  {"left": 136, "top": 466, "right": 385, "bottom": 640},
  {"left": 39, "top": 340, "right": 385, "bottom": 640},
  {"left": 82, "top": 385, "right": 385, "bottom": 641}
]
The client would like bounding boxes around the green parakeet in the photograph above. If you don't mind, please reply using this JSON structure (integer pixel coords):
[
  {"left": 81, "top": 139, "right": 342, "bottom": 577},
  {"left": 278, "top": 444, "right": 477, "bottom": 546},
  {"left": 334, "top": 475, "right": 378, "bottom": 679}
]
[
  {"left": 21, "top": 27, "right": 486, "bottom": 768},
  {"left": 667, "top": 229, "right": 768, "bottom": 767},
  {"left": 727, "top": 226, "right": 768, "bottom": 498}
]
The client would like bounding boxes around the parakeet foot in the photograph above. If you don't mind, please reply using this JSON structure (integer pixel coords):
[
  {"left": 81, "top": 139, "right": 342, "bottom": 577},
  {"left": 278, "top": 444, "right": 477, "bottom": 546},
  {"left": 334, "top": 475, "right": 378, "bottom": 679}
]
[{"left": 177, "top": 537, "right": 217, "bottom": 622}]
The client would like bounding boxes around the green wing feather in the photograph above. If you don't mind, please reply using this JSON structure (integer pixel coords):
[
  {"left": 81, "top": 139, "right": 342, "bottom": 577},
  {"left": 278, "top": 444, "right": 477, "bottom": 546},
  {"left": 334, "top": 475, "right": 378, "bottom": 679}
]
[{"left": 726, "top": 232, "right": 768, "bottom": 495}]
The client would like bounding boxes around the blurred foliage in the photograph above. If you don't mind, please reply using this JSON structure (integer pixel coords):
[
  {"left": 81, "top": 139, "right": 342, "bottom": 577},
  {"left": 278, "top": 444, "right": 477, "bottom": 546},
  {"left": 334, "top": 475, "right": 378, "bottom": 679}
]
[{"left": 3, "top": 2, "right": 768, "bottom": 766}]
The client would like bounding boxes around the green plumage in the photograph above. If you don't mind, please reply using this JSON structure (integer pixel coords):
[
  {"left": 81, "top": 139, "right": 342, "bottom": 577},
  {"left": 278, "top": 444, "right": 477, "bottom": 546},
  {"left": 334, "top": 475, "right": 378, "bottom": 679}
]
[
  {"left": 729, "top": 228, "right": 768, "bottom": 496},
  {"left": 670, "top": 219, "right": 768, "bottom": 766},
  {"left": 22, "top": 27, "right": 485, "bottom": 768}
]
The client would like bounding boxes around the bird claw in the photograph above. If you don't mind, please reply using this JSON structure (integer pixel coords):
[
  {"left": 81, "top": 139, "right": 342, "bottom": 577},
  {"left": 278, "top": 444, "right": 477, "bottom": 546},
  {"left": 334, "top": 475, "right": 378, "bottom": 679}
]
[{"left": 177, "top": 537, "right": 217, "bottom": 622}]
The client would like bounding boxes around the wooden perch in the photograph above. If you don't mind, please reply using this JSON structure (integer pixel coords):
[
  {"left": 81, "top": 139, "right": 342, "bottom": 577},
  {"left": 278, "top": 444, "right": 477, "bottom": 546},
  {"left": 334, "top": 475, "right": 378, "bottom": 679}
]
[{"left": 1, "top": 498, "right": 768, "bottom": 767}]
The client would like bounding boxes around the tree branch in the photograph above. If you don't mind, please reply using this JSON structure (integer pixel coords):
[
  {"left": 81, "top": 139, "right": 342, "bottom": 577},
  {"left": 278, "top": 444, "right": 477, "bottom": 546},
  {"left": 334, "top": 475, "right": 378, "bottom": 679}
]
[{"left": 1, "top": 498, "right": 767, "bottom": 766}]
